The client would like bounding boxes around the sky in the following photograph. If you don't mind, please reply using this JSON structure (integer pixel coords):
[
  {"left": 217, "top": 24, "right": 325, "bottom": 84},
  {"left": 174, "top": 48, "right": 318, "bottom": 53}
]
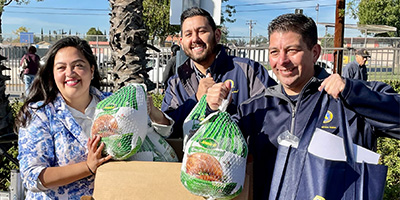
[{"left": 2, "top": 0, "right": 364, "bottom": 41}]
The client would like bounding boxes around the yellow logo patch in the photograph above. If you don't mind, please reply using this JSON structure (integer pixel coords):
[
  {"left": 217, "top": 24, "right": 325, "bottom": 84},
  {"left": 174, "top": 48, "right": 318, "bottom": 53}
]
[
  {"left": 323, "top": 110, "right": 333, "bottom": 124},
  {"left": 313, "top": 195, "right": 326, "bottom": 200},
  {"left": 225, "top": 79, "right": 239, "bottom": 93}
]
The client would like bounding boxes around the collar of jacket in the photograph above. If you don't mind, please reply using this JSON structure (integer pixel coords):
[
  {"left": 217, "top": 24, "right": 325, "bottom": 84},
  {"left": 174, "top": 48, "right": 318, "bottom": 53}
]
[{"left": 265, "top": 77, "right": 323, "bottom": 103}]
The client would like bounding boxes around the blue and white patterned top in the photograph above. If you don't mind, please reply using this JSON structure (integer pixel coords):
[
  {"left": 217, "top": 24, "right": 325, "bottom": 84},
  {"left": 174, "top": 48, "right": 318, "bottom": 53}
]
[{"left": 18, "top": 87, "right": 108, "bottom": 200}]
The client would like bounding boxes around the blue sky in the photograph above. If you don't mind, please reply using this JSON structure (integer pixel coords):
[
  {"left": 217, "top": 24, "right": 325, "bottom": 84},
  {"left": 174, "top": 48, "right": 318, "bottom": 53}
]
[{"left": 2, "top": 0, "right": 363, "bottom": 40}]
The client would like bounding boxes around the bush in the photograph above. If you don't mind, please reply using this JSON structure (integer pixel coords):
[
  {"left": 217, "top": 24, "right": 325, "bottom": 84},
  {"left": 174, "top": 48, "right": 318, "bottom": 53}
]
[
  {"left": 379, "top": 80, "right": 400, "bottom": 200},
  {"left": 0, "top": 99, "right": 22, "bottom": 191}
]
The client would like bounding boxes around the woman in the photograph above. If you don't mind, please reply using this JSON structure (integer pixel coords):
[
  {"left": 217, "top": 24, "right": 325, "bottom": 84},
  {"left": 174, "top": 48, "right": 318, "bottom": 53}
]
[
  {"left": 20, "top": 46, "right": 40, "bottom": 95},
  {"left": 16, "top": 36, "right": 173, "bottom": 199},
  {"left": 16, "top": 36, "right": 112, "bottom": 199}
]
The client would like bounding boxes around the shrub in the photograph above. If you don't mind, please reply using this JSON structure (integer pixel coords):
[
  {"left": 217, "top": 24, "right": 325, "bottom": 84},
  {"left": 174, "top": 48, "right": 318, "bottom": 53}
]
[
  {"left": 0, "top": 99, "right": 22, "bottom": 191},
  {"left": 379, "top": 80, "right": 400, "bottom": 200}
]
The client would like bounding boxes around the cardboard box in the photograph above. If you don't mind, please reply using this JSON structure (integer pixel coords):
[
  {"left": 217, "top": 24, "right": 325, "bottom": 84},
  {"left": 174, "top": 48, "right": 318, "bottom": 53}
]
[{"left": 82, "top": 139, "right": 251, "bottom": 200}]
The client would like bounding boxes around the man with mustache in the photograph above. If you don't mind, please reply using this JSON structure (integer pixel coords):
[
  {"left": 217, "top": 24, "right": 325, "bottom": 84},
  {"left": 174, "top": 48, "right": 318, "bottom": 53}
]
[
  {"left": 207, "top": 13, "right": 400, "bottom": 199},
  {"left": 161, "top": 7, "right": 277, "bottom": 138}
]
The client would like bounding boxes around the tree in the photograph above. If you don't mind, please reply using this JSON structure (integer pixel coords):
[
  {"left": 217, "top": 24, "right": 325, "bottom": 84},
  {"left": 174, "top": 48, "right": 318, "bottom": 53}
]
[
  {"left": 109, "top": 0, "right": 154, "bottom": 91},
  {"left": 142, "top": 0, "right": 179, "bottom": 46},
  {"left": 347, "top": 0, "right": 400, "bottom": 37},
  {"left": 142, "top": 0, "right": 236, "bottom": 46},
  {"left": 320, "top": 33, "right": 335, "bottom": 48},
  {"left": 250, "top": 35, "right": 268, "bottom": 47},
  {"left": 0, "top": 0, "right": 44, "bottom": 41},
  {"left": 86, "top": 27, "right": 107, "bottom": 42},
  {"left": 12, "top": 26, "right": 28, "bottom": 35},
  {"left": 11, "top": 26, "right": 40, "bottom": 43},
  {"left": 221, "top": 1, "right": 236, "bottom": 24}
]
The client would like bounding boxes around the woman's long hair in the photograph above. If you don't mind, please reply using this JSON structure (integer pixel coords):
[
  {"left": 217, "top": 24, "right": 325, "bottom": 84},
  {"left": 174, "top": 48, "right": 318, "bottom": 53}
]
[{"left": 15, "top": 36, "right": 102, "bottom": 130}]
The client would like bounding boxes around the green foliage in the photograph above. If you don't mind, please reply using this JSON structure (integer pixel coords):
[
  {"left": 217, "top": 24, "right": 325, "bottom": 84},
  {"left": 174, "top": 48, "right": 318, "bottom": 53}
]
[
  {"left": 0, "top": 100, "right": 22, "bottom": 191},
  {"left": 378, "top": 137, "right": 400, "bottom": 200},
  {"left": 320, "top": 33, "right": 334, "bottom": 48},
  {"left": 221, "top": 2, "right": 236, "bottom": 24},
  {"left": 0, "top": 145, "right": 18, "bottom": 191},
  {"left": 383, "top": 80, "right": 400, "bottom": 93},
  {"left": 143, "top": 0, "right": 180, "bottom": 45},
  {"left": 347, "top": 0, "right": 400, "bottom": 37},
  {"left": 86, "top": 27, "right": 107, "bottom": 41},
  {"left": 378, "top": 79, "right": 400, "bottom": 200},
  {"left": 150, "top": 92, "right": 164, "bottom": 109}
]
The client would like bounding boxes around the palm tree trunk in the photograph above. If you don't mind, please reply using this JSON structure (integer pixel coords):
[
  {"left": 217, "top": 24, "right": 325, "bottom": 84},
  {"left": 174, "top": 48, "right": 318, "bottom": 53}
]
[{"left": 109, "top": 0, "right": 154, "bottom": 91}]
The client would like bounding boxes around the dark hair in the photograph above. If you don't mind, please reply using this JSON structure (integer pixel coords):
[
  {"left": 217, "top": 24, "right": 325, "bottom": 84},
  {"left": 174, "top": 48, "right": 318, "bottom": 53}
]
[
  {"left": 28, "top": 46, "right": 37, "bottom": 54},
  {"left": 180, "top": 7, "right": 217, "bottom": 31},
  {"left": 268, "top": 13, "right": 318, "bottom": 50},
  {"left": 171, "top": 44, "right": 180, "bottom": 56},
  {"left": 16, "top": 36, "right": 101, "bottom": 129}
]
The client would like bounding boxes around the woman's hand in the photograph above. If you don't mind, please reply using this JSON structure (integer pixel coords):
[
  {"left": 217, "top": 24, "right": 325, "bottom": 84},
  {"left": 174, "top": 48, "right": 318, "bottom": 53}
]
[{"left": 86, "top": 135, "right": 112, "bottom": 174}]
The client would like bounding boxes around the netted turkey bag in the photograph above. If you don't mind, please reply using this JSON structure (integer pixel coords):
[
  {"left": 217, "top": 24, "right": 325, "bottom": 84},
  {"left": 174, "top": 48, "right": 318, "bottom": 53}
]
[
  {"left": 127, "top": 129, "right": 179, "bottom": 162},
  {"left": 181, "top": 111, "right": 248, "bottom": 200},
  {"left": 182, "top": 95, "right": 208, "bottom": 149},
  {"left": 91, "top": 83, "right": 148, "bottom": 160}
]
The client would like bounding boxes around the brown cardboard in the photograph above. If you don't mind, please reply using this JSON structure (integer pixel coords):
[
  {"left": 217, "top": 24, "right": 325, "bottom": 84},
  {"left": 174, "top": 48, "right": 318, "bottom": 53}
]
[
  {"left": 92, "top": 161, "right": 203, "bottom": 200},
  {"left": 83, "top": 139, "right": 250, "bottom": 200}
]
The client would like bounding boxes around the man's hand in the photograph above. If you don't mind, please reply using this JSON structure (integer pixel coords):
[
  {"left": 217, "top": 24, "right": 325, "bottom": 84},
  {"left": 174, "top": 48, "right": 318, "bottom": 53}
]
[
  {"left": 319, "top": 74, "right": 346, "bottom": 99},
  {"left": 206, "top": 81, "right": 232, "bottom": 111},
  {"left": 196, "top": 73, "right": 215, "bottom": 100}
]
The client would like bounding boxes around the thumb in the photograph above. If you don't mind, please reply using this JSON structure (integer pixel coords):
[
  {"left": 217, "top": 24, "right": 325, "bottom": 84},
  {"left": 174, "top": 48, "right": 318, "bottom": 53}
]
[
  {"left": 224, "top": 81, "right": 232, "bottom": 91},
  {"left": 224, "top": 81, "right": 232, "bottom": 100}
]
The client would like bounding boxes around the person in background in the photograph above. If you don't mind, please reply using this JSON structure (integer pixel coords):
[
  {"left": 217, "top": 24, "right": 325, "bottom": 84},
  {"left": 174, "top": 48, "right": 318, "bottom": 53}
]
[
  {"left": 16, "top": 36, "right": 173, "bottom": 199},
  {"left": 207, "top": 13, "right": 400, "bottom": 199},
  {"left": 20, "top": 46, "right": 40, "bottom": 95},
  {"left": 342, "top": 48, "right": 370, "bottom": 80},
  {"left": 162, "top": 44, "right": 180, "bottom": 88},
  {"left": 161, "top": 7, "right": 277, "bottom": 138}
]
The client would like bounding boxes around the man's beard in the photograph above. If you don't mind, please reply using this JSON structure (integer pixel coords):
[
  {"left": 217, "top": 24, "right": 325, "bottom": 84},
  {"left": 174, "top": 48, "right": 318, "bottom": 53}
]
[{"left": 186, "top": 39, "right": 218, "bottom": 64}]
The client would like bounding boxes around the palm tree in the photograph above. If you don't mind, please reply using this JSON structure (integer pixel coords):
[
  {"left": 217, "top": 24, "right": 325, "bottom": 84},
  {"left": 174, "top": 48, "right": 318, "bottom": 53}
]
[{"left": 109, "top": 0, "right": 154, "bottom": 91}]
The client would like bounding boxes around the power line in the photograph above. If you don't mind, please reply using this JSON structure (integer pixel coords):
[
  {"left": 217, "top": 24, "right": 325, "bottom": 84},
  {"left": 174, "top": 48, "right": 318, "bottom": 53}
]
[
  {"left": 236, "top": 4, "right": 336, "bottom": 13},
  {"left": 231, "top": 0, "right": 315, "bottom": 7},
  {"left": 5, "top": 10, "right": 106, "bottom": 16},
  {"left": 7, "top": 5, "right": 108, "bottom": 11}
]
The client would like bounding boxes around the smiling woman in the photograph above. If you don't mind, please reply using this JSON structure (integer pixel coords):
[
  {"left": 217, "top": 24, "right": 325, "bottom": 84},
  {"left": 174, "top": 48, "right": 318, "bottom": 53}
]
[
  {"left": 53, "top": 46, "right": 94, "bottom": 112},
  {"left": 15, "top": 36, "right": 112, "bottom": 199}
]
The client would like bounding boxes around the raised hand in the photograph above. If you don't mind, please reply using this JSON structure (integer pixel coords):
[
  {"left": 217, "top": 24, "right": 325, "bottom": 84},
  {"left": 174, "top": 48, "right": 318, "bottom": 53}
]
[
  {"left": 319, "top": 73, "right": 346, "bottom": 99},
  {"left": 206, "top": 81, "right": 232, "bottom": 111}
]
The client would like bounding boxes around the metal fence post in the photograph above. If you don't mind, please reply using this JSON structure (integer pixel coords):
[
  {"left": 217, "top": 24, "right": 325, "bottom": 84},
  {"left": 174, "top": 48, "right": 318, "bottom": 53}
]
[{"left": 9, "top": 170, "right": 24, "bottom": 200}]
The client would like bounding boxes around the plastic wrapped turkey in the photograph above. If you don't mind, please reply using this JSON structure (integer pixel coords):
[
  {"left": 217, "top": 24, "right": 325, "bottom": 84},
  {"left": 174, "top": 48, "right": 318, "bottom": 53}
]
[
  {"left": 181, "top": 95, "right": 248, "bottom": 200},
  {"left": 91, "top": 83, "right": 148, "bottom": 160}
]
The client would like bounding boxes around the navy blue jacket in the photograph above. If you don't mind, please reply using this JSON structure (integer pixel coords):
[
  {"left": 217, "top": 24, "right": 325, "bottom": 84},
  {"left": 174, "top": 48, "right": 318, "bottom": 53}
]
[
  {"left": 234, "top": 77, "right": 400, "bottom": 199},
  {"left": 342, "top": 60, "right": 368, "bottom": 80},
  {"left": 161, "top": 45, "right": 277, "bottom": 138}
]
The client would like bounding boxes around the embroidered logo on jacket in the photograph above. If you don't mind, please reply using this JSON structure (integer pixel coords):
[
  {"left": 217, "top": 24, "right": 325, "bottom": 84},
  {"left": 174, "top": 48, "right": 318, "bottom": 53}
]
[
  {"left": 323, "top": 110, "right": 333, "bottom": 124},
  {"left": 225, "top": 79, "right": 239, "bottom": 93}
]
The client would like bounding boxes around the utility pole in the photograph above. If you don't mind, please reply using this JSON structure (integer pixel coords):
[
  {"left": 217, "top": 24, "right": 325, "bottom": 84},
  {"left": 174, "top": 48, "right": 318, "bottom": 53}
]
[
  {"left": 334, "top": 0, "right": 345, "bottom": 74},
  {"left": 315, "top": 4, "right": 319, "bottom": 26},
  {"left": 246, "top": 20, "right": 256, "bottom": 47}
]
